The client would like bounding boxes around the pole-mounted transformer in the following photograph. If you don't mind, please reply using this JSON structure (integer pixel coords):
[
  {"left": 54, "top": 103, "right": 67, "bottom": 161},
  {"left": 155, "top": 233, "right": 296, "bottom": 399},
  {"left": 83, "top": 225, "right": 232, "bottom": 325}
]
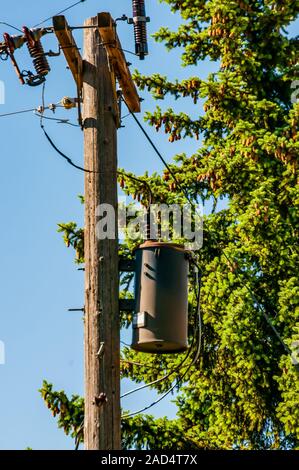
[
  {"left": 129, "top": 0, "right": 150, "bottom": 60},
  {"left": 131, "top": 241, "right": 190, "bottom": 353}
]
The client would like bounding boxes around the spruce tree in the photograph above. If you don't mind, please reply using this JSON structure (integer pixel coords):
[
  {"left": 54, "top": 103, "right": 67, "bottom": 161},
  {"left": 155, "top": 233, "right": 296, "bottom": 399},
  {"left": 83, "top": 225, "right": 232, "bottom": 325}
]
[{"left": 41, "top": 0, "right": 299, "bottom": 449}]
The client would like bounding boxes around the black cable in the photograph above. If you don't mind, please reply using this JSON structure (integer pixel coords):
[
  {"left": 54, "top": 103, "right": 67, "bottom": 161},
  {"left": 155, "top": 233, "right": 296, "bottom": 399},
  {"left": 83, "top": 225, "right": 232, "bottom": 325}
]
[
  {"left": 35, "top": 111, "right": 80, "bottom": 127},
  {"left": 0, "top": 108, "right": 37, "bottom": 118},
  {"left": 121, "top": 271, "right": 202, "bottom": 413},
  {"left": 33, "top": 0, "right": 87, "bottom": 28},
  {"left": 191, "top": 264, "right": 202, "bottom": 365},
  {"left": 39, "top": 82, "right": 93, "bottom": 173},
  {"left": 0, "top": 104, "right": 64, "bottom": 118},
  {"left": 0, "top": 22, "right": 22, "bottom": 33},
  {"left": 120, "top": 48, "right": 139, "bottom": 57},
  {"left": 99, "top": 42, "right": 140, "bottom": 58},
  {"left": 118, "top": 170, "right": 153, "bottom": 205},
  {"left": 40, "top": 123, "right": 93, "bottom": 173},
  {"left": 221, "top": 251, "right": 292, "bottom": 356},
  {"left": 122, "top": 322, "right": 201, "bottom": 419},
  {"left": 41, "top": 81, "right": 46, "bottom": 113},
  {"left": 121, "top": 342, "right": 194, "bottom": 399},
  {"left": 121, "top": 354, "right": 196, "bottom": 419},
  {"left": 122, "top": 97, "right": 193, "bottom": 207}
]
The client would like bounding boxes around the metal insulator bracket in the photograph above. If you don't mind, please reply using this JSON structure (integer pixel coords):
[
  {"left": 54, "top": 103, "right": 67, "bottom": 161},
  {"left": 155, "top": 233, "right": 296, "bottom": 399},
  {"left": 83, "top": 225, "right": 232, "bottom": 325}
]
[{"left": 127, "top": 16, "right": 151, "bottom": 24}]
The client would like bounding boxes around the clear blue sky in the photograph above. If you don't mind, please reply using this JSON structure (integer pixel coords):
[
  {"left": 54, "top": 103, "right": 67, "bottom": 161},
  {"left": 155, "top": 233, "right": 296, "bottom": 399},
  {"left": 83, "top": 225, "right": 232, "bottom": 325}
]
[{"left": 0, "top": 0, "right": 297, "bottom": 450}]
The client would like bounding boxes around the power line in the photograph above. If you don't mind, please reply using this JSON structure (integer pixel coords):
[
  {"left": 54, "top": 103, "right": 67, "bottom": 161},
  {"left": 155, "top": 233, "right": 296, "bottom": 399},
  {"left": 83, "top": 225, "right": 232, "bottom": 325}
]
[
  {"left": 122, "top": 319, "right": 202, "bottom": 419},
  {"left": 0, "top": 103, "right": 65, "bottom": 118},
  {"left": 33, "top": 0, "right": 87, "bottom": 28},
  {"left": 119, "top": 48, "right": 138, "bottom": 57},
  {"left": 0, "top": 108, "right": 37, "bottom": 118},
  {"left": 121, "top": 344, "right": 193, "bottom": 399},
  {"left": 39, "top": 83, "right": 93, "bottom": 173},
  {"left": 0, "top": 97, "right": 89, "bottom": 171},
  {"left": 122, "top": 98, "right": 193, "bottom": 207},
  {"left": 121, "top": 275, "right": 201, "bottom": 399},
  {"left": 191, "top": 262, "right": 202, "bottom": 365},
  {"left": 223, "top": 254, "right": 293, "bottom": 356},
  {"left": 121, "top": 357, "right": 195, "bottom": 419},
  {"left": 0, "top": 22, "right": 22, "bottom": 33},
  {"left": 121, "top": 271, "right": 202, "bottom": 415},
  {"left": 40, "top": 122, "right": 93, "bottom": 173},
  {"left": 117, "top": 170, "right": 153, "bottom": 205},
  {"left": 34, "top": 111, "right": 80, "bottom": 127},
  {"left": 0, "top": 107, "right": 53, "bottom": 118}
]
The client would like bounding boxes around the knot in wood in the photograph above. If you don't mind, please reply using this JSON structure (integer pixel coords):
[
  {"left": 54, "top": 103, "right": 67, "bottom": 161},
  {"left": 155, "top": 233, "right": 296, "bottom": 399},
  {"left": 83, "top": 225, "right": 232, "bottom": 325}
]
[{"left": 94, "top": 393, "right": 108, "bottom": 407}]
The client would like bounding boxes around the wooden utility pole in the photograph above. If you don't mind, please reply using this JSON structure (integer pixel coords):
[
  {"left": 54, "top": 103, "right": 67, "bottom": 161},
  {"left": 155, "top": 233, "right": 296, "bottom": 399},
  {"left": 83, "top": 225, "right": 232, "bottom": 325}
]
[
  {"left": 0, "top": 7, "right": 142, "bottom": 451},
  {"left": 82, "top": 12, "right": 140, "bottom": 450},
  {"left": 83, "top": 15, "right": 120, "bottom": 450},
  {"left": 54, "top": 11, "right": 140, "bottom": 450}
]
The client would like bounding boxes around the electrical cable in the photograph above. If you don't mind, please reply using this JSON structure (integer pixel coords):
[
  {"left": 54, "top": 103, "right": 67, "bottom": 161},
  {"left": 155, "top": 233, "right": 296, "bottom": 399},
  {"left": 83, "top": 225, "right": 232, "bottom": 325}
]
[
  {"left": 117, "top": 170, "right": 153, "bottom": 205},
  {"left": 189, "top": 260, "right": 202, "bottom": 365},
  {"left": 192, "top": 251, "right": 291, "bottom": 355},
  {"left": 121, "top": 270, "right": 202, "bottom": 411},
  {"left": 122, "top": 309, "right": 202, "bottom": 419},
  {"left": 34, "top": 111, "right": 80, "bottom": 127},
  {"left": 99, "top": 41, "right": 141, "bottom": 58},
  {"left": 40, "top": 123, "right": 94, "bottom": 173},
  {"left": 222, "top": 254, "right": 293, "bottom": 356},
  {"left": 0, "top": 108, "right": 38, "bottom": 118},
  {"left": 0, "top": 22, "right": 23, "bottom": 33},
  {"left": 121, "top": 112, "right": 131, "bottom": 120},
  {"left": 122, "top": 97, "right": 193, "bottom": 207},
  {"left": 39, "top": 84, "right": 93, "bottom": 173},
  {"left": 0, "top": 104, "right": 65, "bottom": 119},
  {"left": 33, "top": 0, "right": 87, "bottom": 28},
  {"left": 120, "top": 48, "right": 139, "bottom": 57},
  {"left": 121, "top": 344, "right": 193, "bottom": 399},
  {"left": 123, "top": 98, "right": 292, "bottom": 359},
  {"left": 121, "top": 355, "right": 196, "bottom": 419}
]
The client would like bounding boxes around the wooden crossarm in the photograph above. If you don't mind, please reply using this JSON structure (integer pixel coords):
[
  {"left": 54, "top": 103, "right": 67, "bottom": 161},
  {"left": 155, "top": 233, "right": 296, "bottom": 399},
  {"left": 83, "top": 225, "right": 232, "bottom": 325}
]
[
  {"left": 53, "top": 15, "right": 83, "bottom": 92},
  {"left": 97, "top": 12, "right": 141, "bottom": 113}
]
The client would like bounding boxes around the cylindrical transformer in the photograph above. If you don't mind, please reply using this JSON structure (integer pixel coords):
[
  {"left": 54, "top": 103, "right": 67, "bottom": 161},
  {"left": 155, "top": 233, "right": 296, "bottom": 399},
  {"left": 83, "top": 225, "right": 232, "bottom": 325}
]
[{"left": 131, "top": 241, "right": 189, "bottom": 353}]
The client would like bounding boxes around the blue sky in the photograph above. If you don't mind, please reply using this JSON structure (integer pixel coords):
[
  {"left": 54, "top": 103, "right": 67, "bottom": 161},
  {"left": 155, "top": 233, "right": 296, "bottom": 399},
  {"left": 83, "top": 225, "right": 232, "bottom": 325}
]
[
  {"left": 0, "top": 0, "right": 297, "bottom": 450},
  {"left": 0, "top": 0, "right": 205, "bottom": 450}
]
